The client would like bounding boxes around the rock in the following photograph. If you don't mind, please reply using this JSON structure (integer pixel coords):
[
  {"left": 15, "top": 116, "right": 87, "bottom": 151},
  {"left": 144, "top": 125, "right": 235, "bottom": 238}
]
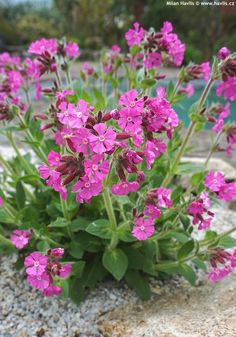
[
  {"left": 181, "top": 157, "right": 236, "bottom": 180},
  {"left": 98, "top": 273, "right": 236, "bottom": 337}
]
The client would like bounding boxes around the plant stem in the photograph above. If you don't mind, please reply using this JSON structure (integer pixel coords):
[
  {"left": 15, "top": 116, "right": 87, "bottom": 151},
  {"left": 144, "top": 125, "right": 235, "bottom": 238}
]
[
  {"left": 162, "top": 78, "right": 214, "bottom": 187},
  {"left": 204, "top": 130, "right": 222, "bottom": 166},
  {"left": 102, "top": 186, "right": 117, "bottom": 230},
  {"left": 5, "top": 132, "right": 36, "bottom": 176}
]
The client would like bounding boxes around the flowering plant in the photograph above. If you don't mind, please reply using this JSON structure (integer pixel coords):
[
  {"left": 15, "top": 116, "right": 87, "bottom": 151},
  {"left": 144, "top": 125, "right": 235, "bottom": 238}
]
[{"left": 1, "top": 22, "right": 236, "bottom": 302}]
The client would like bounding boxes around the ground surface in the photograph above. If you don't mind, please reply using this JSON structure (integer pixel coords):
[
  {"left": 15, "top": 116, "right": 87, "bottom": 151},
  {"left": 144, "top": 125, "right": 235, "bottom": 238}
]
[{"left": 1, "top": 207, "right": 236, "bottom": 337}]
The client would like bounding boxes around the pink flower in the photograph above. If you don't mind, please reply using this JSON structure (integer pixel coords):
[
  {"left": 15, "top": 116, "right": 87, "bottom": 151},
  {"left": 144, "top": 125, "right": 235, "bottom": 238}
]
[
  {"left": 178, "top": 83, "right": 194, "bottom": 97},
  {"left": 28, "top": 38, "right": 58, "bottom": 56},
  {"left": 49, "top": 248, "right": 64, "bottom": 258},
  {"left": 59, "top": 263, "right": 71, "bottom": 278},
  {"left": 118, "top": 108, "right": 142, "bottom": 133},
  {"left": 48, "top": 151, "right": 61, "bottom": 166},
  {"left": 188, "top": 201, "right": 204, "bottom": 216},
  {"left": 43, "top": 285, "right": 62, "bottom": 297},
  {"left": 111, "top": 44, "right": 121, "bottom": 54},
  {"left": 160, "top": 21, "right": 185, "bottom": 66},
  {"left": 200, "top": 191, "right": 211, "bottom": 208},
  {"left": 201, "top": 62, "right": 211, "bottom": 81},
  {"left": 119, "top": 89, "right": 144, "bottom": 113},
  {"left": 204, "top": 171, "right": 225, "bottom": 192},
  {"left": 89, "top": 123, "right": 116, "bottom": 154},
  {"left": 216, "top": 77, "right": 236, "bottom": 101},
  {"left": 10, "top": 230, "right": 30, "bottom": 249},
  {"left": 24, "top": 252, "right": 48, "bottom": 276},
  {"left": 156, "top": 187, "right": 173, "bottom": 208},
  {"left": 82, "top": 62, "right": 94, "bottom": 76},
  {"left": 27, "top": 273, "right": 50, "bottom": 290},
  {"left": 8, "top": 70, "right": 22, "bottom": 93},
  {"left": 208, "top": 266, "right": 232, "bottom": 283},
  {"left": 112, "top": 180, "right": 140, "bottom": 195},
  {"left": 132, "top": 217, "right": 155, "bottom": 241},
  {"left": 144, "top": 139, "right": 167, "bottom": 170},
  {"left": 218, "top": 47, "right": 230, "bottom": 60},
  {"left": 57, "top": 100, "right": 89, "bottom": 129},
  {"left": 144, "top": 52, "right": 162, "bottom": 69},
  {"left": 125, "top": 22, "right": 145, "bottom": 47},
  {"left": 212, "top": 103, "right": 230, "bottom": 133},
  {"left": 71, "top": 127, "right": 91, "bottom": 154},
  {"left": 218, "top": 182, "right": 236, "bottom": 202},
  {"left": 38, "top": 163, "right": 51, "bottom": 179},
  {"left": 65, "top": 42, "right": 80, "bottom": 59},
  {"left": 84, "top": 154, "right": 109, "bottom": 183},
  {"left": 72, "top": 176, "right": 102, "bottom": 203},
  {"left": 144, "top": 204, "right": 161, "bottom": 220}
]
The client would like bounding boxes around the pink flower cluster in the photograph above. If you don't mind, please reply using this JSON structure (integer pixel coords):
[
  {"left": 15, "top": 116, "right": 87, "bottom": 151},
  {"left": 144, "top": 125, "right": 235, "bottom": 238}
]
[
  {"left": 208, "top": 248, "right": 236, "bottom": 282},
  {"left": 124, "top": 21, "right": 185, "bottom": 68},
  {"left": 38, "top": 86, "right": 178, "bottom": 202},
  {"left": 132, "top": 187, "right": 173, "bottom": 241},
  {"left": 204, "top": 171, "right": 236, "bottom": 202},
  {"left": 24, "top": 248, "right": 71, "bottom": 296},
  {"left": 188, "top": 192, "right": 214, "bottom": 230},
  {"left": 10, "top": 230, "right": 30, "bottom": 249},
  {"left": 216, "top": 47, "right": 236, "bottom": 101}
]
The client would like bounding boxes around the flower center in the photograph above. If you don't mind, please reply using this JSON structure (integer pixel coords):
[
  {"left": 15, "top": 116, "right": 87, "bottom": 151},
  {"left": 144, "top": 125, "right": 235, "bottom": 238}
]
[
  {"left": 37, "top": 276, "right": 41, "bottom": 280},
  {"left": 130, "top": 101, "right": 135, "bottom": 108},
  {"left": 127, "top": 117, "right": 132, "bottom": 122},
  {"left": 140, "top": 225, "right": 145, "bottom": 231},
  {"left": 19, "top": 235, "right": 24, "bottom": 240},
  {"left": 83, "top": 139, "right": 88, "bottom": 144},
  {"left": 99, "top": 135, "right": 105, "bottom": 142},
  {"left": 34, "top": 261, "right": 39, "bottom": 267},
  {"left": 77, "top": 111, "right": 82, "bottom": 118},
  {"left": 64, "top": 111, "right": 69, "bottom": 117},
  {"left": 85, "top": 182, "right": 90, "bottom": 188},
  {"left": 92, "top": 164, "right": 98, "bottom": 171}
]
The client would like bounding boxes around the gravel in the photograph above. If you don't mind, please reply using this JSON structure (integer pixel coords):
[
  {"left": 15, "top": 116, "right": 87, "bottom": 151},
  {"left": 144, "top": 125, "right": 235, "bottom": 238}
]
[{"left": 1, "top": 205, "right": 236, "bottom": 336}]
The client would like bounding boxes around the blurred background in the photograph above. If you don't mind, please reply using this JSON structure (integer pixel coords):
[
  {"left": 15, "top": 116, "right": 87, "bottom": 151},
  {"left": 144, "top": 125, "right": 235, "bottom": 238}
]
[{"left": 0, "top": 0, "right": 236, "bottom": 64}]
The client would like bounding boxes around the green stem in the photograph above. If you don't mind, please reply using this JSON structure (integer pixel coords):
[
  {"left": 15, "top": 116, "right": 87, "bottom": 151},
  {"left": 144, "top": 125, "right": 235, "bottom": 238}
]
[
  {"left": 17, "top": 113, "right": 48, "bottom": 162},
  {"left": 5, "top": 132, "right": 36, "bottom": 176},
  {"left": 162, "top": 78, "right": 214, "bottom": 187},
  {"left": 102, "top": 186, "right": 117, "bottom": 230},
  {"left": 204, "top": 130, "right": 223, "bottom": 166}
]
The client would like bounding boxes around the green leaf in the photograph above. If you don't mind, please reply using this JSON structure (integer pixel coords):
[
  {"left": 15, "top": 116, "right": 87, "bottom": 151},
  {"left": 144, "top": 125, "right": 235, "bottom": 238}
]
[
  {"left": 69, "top": 278, "right": 85, "bottom": 304},
  {"left": 117, "top": 223, "right": 136, "bottom": 242},
  {"left": 177, "top": 240, "right": 195, "bottom": 261},
  {"left": 19, "top": 175, "right": 40, "bottom": 186},
  {"left": 24, "top": 105, "right": 33, "bottom": 125},
  {"left": 93, "top": 88, "right": 106, "bottom": 110},
  {"left": 169, "top": 231, "right": 189, "bottom": 243},
  {"left": 191, "top": 171, "right": 206, "bottom": 186},
  {"left": 122, "top": 247, "right": 144, "bottom": 270},
  {"left": 192, "top": 258, "right": 207, "bottom": 271},
  {"left": 179, "top": 213, "right": 191, "bottom": 230},
  {"left": 125, "top": 270, "right": 151, "bottom": 300},
  {"left": 59, "top": 279, "right": 70, "bottom": 298},
  {"left": 68, "top": 241, "right": 84, "bottom": 259},
  {"left": 176, "top": 163, "right": 204, "bottom": 175},
  {"left": 36, "top": 241, "right": 51, "bottom": 252},
  {"left": 76, "top": 232, "right": 103, "bottom": 252},
  {"left": 102, "top": 248, "right": 128, "bottom": 281},
  {"left": 86, "top": 219, "right": 113, "bottom": 239},
  {"left": 179, "top": 263, "right": 197, "bottom": 285},
  {"left": 48, "top": 217, "right": 69, "bottom": 228},
  {"left": 0, "top": 209, "right": 15, "bottom": 224},
  {"left": 83, "top": 255, "right": 107, "bottom": 288},
  {"left": 70, "top": 261, "right": 85, "bottom": 277},
  {"left": 219, "top": 236, "right": 236, "bottom": 249},
  {"left": 130, "top": 45, "right": 140, "bottom": 55},
  {"left": 69, "top": 217, "right": 90, "bottom": 232},
  {"left": 167, "top": 80, "right": 174, "bottom": 101},
  {"left": 16, "top": 181, "right": 26, "bottom": 209},
  {"left": 140, "top": 78, "right": 156, "bottom": 89}
]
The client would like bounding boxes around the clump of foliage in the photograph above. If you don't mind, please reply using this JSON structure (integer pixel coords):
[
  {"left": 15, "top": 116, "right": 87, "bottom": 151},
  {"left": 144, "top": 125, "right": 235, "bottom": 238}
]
[{"left": 1, "top": 22, "right": 236, "bottom": 302}]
